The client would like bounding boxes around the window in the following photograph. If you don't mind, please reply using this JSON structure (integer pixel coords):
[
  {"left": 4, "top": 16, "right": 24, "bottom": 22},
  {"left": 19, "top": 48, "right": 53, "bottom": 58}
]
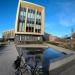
[
  {"left": 30, "top": 24, "right": 32, "bottom": 27},
  {"left": 18, "top": 22, "right": 22, "bottom": 32},
  {"left": 26, "top": 8, "right": 35, "bottom": 32},
  {"left": 26, "top": 27, "right": 29, "bottom": 32},
  {"left": 18, "top": 22, "right": 24, "bottom": 32},
  {"left": 29, "top": 27, "right": 32, "bottom": 32},
  {"left": 36, "top": 11, "right": 41, "bottom": 20},
  {"left": 26, "top": 23, "right": 29, "bottom": 27},
  {"left": 20, "top": 11, "right": 24, "bottom": 16},
  {"left": 33, "top": 10, "right": 35, "bottom": 14},
  {"left": 35, "top": 29, "right": 38, "bottom": 33},
  {"left": 32, "top": 27, "right": 34, "bottom": 32},
  {"left": 28, "top": 13, "right": 31, "bottom": 18},
  {"left": 36, "top": 19, "right": 41, "bottom": 25},
  {"left": 38, "top": 29, "right": 41, "bottom": 33},
  {"left": 19, "top": 7, "right": 26, "bottom": 22},
  {"left": 28, "top": 9, "right": 31, "bottom": 13},
  {"left": 24, "top": 12, "right": 26, "bottom": 17},
  {"left": 36, "top": 25, "right": 41, "bottom": 29},
  {"left": 20, "top": 8, "right": 26, "bottom": 17},
  {"left": 19, "top": 16, "right": 25, "bottom": 22},
  {"left": 18, "top": 7, "right": 26, "bottom": 32},
  {"left": 21, "top": 23, "right": 24, "bottom": 32}
]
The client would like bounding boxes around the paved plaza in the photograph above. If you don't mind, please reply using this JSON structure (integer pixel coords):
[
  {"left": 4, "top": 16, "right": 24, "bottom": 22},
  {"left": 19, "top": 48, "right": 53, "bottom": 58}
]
[
  {"left": 0, "top": 45, "right": 18, "bottom": 75},
  {"left": 0, "top": 44, "right": 75, "bottom": 75}
]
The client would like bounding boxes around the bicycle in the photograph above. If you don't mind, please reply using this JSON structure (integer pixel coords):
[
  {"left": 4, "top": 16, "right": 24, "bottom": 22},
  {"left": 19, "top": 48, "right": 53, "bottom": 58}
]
[
  {"left": 15, "top": 67, "right": 22, "bottom": 75},
  {"left": 13, "top": 59, "right": 31, "bottom": 75},
  {"left": 27, "top": 63, "right": 43, "bottom": 75},
  {"left": 20, "top": 63, "right": 31, "bottom": 75}
]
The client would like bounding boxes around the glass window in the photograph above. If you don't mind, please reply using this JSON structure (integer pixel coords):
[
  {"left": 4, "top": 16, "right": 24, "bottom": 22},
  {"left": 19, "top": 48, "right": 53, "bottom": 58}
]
[
  {"left": 21, "top": 23, "right": 24, "bottom": 32},
  {"left": 39, "top": 21, "right": 41, "bottom": 25},
  {"left": 18, "top": 22, "right": 25, "bottom": 32},
  {"left": 36, "top": 11, "right": 41, "bottom": 20},
  {"left": 29, "top": 27, "right": 32, "bottom": 32},
  {"left": 27, "top": 19, "right": 29, "bottom": 23},
  {"left": 35, "top": 29, "right": 41, "bottom": 33},
  {"left": 39, "top": 12, "right": 41, "bottom": 15},
  {"left": 31, "top": 13, "right": 33, "bottom": 18},
  {"left": 36, "top": 25, "right": 41, "bottom": 29},
  {"left": 19, "top": 16, "right": 25, "bottom": 22},
  {"left": 20, "top": 8, "right": 26, "bottom": 15},
  {"left": 36, "top": 19, "right": 41, "bottom": 25},
  {"left": 28, "top": 9, "right": 31, "bottom": 13},
  {"left": 32, "top": 21, "right": 34, "bottom": 24},
  {"left": 26, "top": 23, "right": 29, "bottom": 27},
  {"left": 36, "top": 25, "right": 38, "bottom": 29},
  {"left": 20, "top": 7, "right": 26, "bottom": 21},
  {"left": 32, "top": 27, "right": 34, "bottom": 32},
  {"left": 31, "top": 9, "right": 33, "bottom": 13},
  {"left": 29, "top": 24, "right": 31, "bottom": 27},
  {"left": 28, "top": 13, "right": 30, "bottom": 18},
  {"left": 38, "top": 29, "right": 41, "bottom": 33},
  {"left": 24, "top": 8, "right": 26, "bottom": 12},
  {"left": 20, "top": 11, "right": 24, "bottom": 16},
  {"left": 19, "top": 22, "right": 22, "bottom": 32},
  {"left": 26, "top": 27, "right": 29, "bottom": 32},
  {"left": 33, "top": 10, "right": 35, "bottom": 14},
  {"left": 35, "top": 29, "right": 38, "bottom": 33},
  {"left": 36, "top": 14, "right": 41, "bottom": 19},
  {"left": 23, "top": 12, "right": 26, "bottom": 17}
]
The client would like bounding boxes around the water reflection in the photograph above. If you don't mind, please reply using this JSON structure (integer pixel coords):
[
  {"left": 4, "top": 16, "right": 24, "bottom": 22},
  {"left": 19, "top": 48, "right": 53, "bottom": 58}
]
[{"left": 17, "top": 47, "right": 66, "bottom": 69}]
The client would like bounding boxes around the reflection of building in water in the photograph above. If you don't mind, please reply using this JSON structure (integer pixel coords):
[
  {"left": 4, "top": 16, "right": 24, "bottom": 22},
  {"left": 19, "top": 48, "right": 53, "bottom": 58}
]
[
  {"left": 17, "top": 47, "right": 43, "bottom": 67},
  {"left": 3, "top": 29, "right": 15, "bottom": 41},
  {"left": 15, "top": 0, "right": 45, "bottom": 43}
]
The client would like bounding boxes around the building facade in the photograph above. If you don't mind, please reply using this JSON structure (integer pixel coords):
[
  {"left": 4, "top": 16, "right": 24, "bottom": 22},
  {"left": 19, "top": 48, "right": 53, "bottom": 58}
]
[
  {"left": 3, "top": 29, "right": 15, "bottom": 41},
  {"left": 15, "top": 0, "right": 45, "bottom": 43},
  {"left": 43, "top": 33, "right": 60, "bottom": 42}
]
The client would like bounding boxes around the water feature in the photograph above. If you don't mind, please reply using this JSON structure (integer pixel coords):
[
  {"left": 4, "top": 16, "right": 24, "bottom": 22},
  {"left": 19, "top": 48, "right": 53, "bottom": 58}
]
[{"left": 17, "top": 47, "right": 66, "bottom": 68}]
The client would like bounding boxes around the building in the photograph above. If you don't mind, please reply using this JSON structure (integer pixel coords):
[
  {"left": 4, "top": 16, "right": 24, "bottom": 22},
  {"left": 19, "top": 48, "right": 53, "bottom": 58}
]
[
  {"left": 43, "top": 32, "right": 60, "bottom": 42},
  {"left": 72, "top": 32, "right": 75, "bottom": 39},
  {"left": 15, "top": 0, "right": 45, "bottom": 43},
  {"left": 43, "top": 32, "right": 50, "bottom": 41},
  {"left": 72, "top": 32, "right": 75, "bottom": 42},
  {"left": 3, "top": 29, "right": 15, "bottom": 41},
  {"left": 49, "top": 35, "right": 59, "bottom": 42}
]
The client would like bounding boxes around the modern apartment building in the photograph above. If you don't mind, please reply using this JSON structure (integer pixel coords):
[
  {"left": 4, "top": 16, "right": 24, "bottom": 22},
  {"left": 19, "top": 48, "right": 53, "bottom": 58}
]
[
  {"left": 15, "top": 0, "right": 45, "bottom": 43},
  {"left": 3, "top": 29, "right": 15, "bottom": 41}
]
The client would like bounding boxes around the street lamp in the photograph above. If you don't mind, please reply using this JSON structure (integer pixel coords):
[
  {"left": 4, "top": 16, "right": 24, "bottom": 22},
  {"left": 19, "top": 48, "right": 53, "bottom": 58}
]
[{"left": 70, "top": 28, "right": 74, "bottom": 49}]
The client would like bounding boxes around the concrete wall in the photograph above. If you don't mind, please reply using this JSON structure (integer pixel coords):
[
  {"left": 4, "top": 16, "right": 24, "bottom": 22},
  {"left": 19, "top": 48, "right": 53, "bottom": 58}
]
[{"left": 49, "top": 58, "right": 75, "bottom": 75}]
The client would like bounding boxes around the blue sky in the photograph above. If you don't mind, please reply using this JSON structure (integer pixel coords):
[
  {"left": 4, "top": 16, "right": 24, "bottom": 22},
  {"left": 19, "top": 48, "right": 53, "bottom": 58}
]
[{"left": 0, "top": 0, "right": 75, "bottom": 38}]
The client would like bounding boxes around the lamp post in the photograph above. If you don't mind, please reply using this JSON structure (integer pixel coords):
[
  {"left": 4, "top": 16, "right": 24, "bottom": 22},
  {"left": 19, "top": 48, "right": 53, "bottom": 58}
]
[{"left": 70, "top": 28, "right": 74, "bottom": 49}]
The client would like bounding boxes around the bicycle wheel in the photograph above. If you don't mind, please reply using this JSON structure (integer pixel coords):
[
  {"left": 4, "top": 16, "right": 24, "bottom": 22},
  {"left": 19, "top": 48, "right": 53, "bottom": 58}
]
[
  {"left": 21, "top": 65, "right": 31, "bottom": 75},
  {"left": 36, "top": 67, "right": 43, "bottom": 75},
  {"left": 15, "top": 69, "right": 22, "bottom": 75}
]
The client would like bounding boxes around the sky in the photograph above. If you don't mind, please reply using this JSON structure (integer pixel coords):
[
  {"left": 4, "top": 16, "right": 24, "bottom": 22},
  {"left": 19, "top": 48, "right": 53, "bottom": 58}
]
[{"left": 0, "top": 0, "right": 75, "bottom": 38}]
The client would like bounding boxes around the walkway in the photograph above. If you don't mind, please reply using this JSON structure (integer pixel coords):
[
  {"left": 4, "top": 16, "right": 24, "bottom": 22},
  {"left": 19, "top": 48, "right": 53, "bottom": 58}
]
[{"left": 0, "top": 44, "right": 18, "bottom": 75}]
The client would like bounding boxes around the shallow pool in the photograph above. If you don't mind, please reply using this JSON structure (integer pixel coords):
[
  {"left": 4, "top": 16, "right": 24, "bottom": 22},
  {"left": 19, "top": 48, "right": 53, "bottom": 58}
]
[
  {"left": 43, "top": 48, "right": 65, "bottom": 59},
  {"left": 43, "top": 48, "right": 66, "bottom": 70}
]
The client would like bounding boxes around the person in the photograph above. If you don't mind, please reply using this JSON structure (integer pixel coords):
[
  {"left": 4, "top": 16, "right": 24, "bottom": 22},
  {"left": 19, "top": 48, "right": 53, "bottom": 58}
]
[{"left": 14, "top": 56, "right": 21, "bottom": 69}]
